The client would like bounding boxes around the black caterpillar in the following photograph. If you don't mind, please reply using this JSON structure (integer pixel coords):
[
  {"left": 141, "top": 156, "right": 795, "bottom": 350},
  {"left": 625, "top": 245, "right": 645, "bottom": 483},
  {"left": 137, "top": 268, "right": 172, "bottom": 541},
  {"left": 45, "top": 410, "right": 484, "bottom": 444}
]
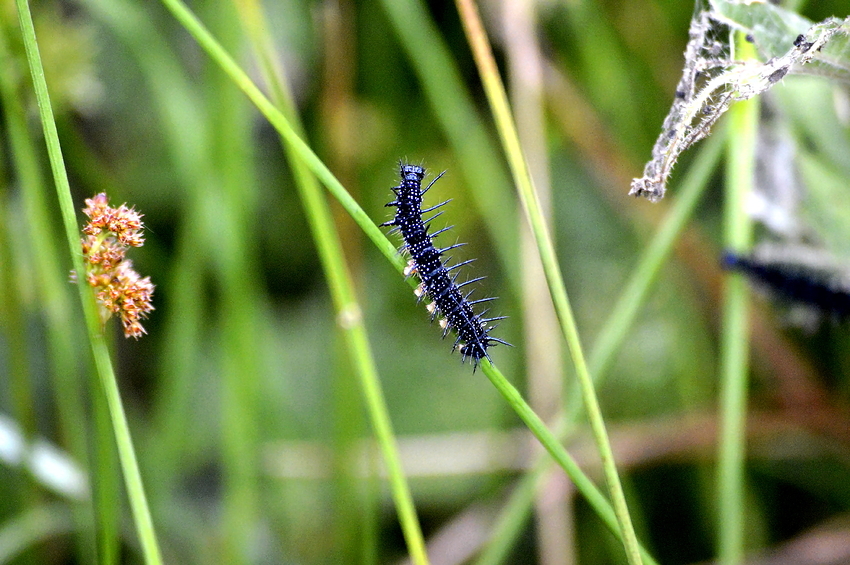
[
  {"left": 382, "top": 163, "right": 510, "bottom": 369},
  {"left": 722, "top": 251, "right": 850, "bottom": 317}
]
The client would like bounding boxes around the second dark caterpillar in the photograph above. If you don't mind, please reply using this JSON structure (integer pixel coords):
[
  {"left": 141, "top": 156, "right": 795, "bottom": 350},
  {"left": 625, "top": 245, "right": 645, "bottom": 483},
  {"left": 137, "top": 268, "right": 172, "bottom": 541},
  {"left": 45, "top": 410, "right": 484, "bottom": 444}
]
[
  {"left": 381, "top": 163, "right": 510, "bottom": 370},
  {"left": 722, "top": 251, "right": 850, "bottom": 318}
]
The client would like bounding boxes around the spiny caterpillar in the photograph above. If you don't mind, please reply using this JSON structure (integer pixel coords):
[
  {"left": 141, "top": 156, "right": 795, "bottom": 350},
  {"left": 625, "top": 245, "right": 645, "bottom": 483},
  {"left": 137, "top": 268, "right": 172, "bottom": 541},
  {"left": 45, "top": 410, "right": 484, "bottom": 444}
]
[
  {"left": 381, "top": 163, "right": 510, "bottom": 370},
  {"left": 722, "top": 251, "right": 850, "bottom": 318}
]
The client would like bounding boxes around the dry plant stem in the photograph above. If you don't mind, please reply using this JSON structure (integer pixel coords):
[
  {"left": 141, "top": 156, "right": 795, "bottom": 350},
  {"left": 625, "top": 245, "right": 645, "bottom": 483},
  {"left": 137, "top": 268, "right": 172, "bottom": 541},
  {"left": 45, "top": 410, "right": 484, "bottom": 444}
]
[
  {"left": 230, "top": 2, "right": 430, "bottom": 564},
  {"left": 453, "top": 0, "right": 644, "bottom": 564},
  {"left": 502, "top": 0, "right": 570, "bottom": 562},
  {"left": 717, "top": 39, "right": 758, "bottom": 565},
  {"left": 13, "top": 1, "right": 163, "bottom": 564}
]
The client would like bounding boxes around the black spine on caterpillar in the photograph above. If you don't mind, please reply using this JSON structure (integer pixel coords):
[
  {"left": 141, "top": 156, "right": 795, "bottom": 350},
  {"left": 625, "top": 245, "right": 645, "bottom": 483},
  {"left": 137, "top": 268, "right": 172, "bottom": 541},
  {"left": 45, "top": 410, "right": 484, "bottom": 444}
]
[
  {"left": 381, "top": 163, "right": 510, "bottom": 370},
  {"left": 722, "top": 251, "right": 850, "bottom": 317}
]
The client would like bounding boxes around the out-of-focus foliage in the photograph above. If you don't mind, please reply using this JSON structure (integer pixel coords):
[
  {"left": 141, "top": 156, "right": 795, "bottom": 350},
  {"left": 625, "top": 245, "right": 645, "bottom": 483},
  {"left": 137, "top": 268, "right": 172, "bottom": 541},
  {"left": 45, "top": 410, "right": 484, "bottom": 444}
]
[{"left": 2, "top": 0, "right": 850, "bottom": 563}]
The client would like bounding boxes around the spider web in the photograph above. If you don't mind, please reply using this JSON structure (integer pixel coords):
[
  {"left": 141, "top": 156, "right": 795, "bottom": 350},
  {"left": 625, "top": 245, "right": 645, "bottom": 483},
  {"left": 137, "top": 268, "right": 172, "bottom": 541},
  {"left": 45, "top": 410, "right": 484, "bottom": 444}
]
[{"left": 630, "top": 0, "right": 850, "bottom": 202}]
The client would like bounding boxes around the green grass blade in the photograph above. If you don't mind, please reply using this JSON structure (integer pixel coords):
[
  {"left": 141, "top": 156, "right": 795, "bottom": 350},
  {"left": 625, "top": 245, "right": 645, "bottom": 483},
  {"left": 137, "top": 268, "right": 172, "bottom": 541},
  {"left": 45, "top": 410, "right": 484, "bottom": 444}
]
[
  {"left": 476, "top": 130, "right": 725, "bottom": 565},
  {"left": 199, "top": 6, "right": 265, "bottom": 561},
  {"left": 586, "top": 128, "right": 726, "bottom": 396},
  {"left": 716, "top": 37, "right": 758, "bottom": 565},
  {"left": 232, "top": 2, "right": 430, "bottom": 563},
  {"left": 0, "top": 23, "right": 95, "bottom": 562},
  {"left": 78, "top": 0, "right": 217, "bottom": 494},
  {"left": 13, "top": 1, "right": 163, "bottom": 563},
  {"left": 480, "top": 360, "right": 658, "bottom": 565},
  {"left": 159, "top": 0, "right": 401, "bottom": 269},
  {"left": 453, "top": 1, "right": 645, "bottom": 563}
]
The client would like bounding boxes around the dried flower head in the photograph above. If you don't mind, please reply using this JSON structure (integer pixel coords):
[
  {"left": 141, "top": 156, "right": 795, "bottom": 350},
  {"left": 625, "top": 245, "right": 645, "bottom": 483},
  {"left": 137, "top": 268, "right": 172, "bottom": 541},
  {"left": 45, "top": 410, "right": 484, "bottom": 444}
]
[
  {"left": 76, "top": 193, "right": 154, "bottom": 338},
  {"left": 82, "top": 192, "right": 145, "bottom": 247}
]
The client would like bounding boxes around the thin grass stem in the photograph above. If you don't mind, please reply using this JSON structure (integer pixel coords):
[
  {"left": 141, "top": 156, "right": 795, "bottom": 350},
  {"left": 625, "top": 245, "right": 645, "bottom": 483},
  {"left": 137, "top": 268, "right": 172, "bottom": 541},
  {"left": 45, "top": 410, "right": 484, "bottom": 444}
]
[
  {"left": 156, "top": 0, "right": 661, "bottom": 557},
  {"left": 453, "top": 1, "right": 644, "bottom": 563},
  {"left": 13, "top": 2, "right": 163, "bottom": 564},
  {"left": 158, "top": 0, "right": 402, "bottom": 276},
  {"left": 232, "top": 2, "right": 430, "bottom": 563},
  {"left": 585, "top": 127, "right": 726, "bottom": 401},
  {"left": 476, "top": 130, "right": 725, "bottom": 565},
  {"left": 480, "top": 361, "right": 658, "bottom": 565},
  {"left": 717, "top": 37, "right": 758, "bottom": 565},
  {"left": 0, "top": 23, "right": 96, "bottom": 562}
]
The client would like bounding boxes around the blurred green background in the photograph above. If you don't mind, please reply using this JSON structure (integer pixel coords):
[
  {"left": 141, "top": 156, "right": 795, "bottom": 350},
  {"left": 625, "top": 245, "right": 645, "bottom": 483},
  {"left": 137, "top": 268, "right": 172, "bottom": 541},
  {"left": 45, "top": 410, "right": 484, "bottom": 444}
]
[{"left": 2, "top": 0, "right": 850, "bottom": 563}]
